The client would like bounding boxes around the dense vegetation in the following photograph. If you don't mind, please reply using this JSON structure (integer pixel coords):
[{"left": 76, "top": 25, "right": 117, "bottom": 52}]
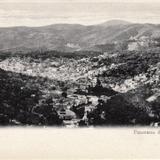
[
  {"left": 87, "top": 95, "right": 152, "bottom": 126},
  {"left": 0, "top": 68, "right": 62, "bottom": 126},
  {"left": 1, "top": 45, "right": 160, "bottom": 126},
  {"left": 0, "top": 50, "right": 102, "bottom": 61}
]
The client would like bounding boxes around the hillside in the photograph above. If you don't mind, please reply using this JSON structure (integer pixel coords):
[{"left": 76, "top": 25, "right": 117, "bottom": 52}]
[
  {"left": 0, "top": 20, "right": 160, "bottom": 53},
  {"left": 1, "top": 46, "right": 160, "bottom": 126},
  {"left": 0, "top": 68, "right": 63, "bottom": 126},
  {"left": 1, "top": 20, "right": 160, "bottom": 126}
]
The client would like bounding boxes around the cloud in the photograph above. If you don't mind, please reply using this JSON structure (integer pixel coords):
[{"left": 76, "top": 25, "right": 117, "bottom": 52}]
[{"left": 0, "top": 1, "right": 160, "bottom": 26}]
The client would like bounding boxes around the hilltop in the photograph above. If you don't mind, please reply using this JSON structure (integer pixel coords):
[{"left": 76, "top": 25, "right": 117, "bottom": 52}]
[{"left": 0, "top": 20, "right": 160, "bottom": 53}]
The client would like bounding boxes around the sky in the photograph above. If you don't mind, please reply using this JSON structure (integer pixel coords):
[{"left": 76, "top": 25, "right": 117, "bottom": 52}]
[{"left": 0, "top": 0, "right": 160, "bottom": 27}]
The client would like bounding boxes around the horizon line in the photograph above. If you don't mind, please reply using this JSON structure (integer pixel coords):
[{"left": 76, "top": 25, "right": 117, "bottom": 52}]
[{"left": 0, "top": 19, "right": 159, "bottom": 28}]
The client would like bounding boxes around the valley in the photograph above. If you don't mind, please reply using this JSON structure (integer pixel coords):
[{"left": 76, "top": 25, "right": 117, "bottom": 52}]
[{"left": 1, "top": 20, "right": 160, "bottom": 127}]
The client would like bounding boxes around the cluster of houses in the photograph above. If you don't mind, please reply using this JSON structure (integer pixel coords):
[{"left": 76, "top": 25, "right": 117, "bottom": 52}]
[{"left": 127, "top": 36, "right": 158, "bottom": 51}]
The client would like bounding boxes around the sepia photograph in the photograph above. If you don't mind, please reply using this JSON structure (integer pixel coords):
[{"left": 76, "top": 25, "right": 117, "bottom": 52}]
[
  {"left": 1, "top": 0, "right": 160, "bottom": 128},
  {"left": 0, "top": 0, "right": 160, "bottom": 128},
  {"left": 1, "top": 0, "right": 160, "bottom": 159}
]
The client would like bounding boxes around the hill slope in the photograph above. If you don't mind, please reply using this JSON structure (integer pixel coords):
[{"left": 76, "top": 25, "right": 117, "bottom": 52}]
[{"left": 0, "top": 20, "right": 160, "bottom": 53}]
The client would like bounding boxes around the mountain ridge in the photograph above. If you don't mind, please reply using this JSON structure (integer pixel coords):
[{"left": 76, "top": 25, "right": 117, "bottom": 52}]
[{"left": 0, "top": 20, "right": 160, "bottom": 53}]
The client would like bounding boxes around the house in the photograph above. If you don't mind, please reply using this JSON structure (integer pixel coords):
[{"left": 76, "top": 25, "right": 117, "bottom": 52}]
[{"left": 58, "top": 109, "right": 76, "bottom": 120}]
